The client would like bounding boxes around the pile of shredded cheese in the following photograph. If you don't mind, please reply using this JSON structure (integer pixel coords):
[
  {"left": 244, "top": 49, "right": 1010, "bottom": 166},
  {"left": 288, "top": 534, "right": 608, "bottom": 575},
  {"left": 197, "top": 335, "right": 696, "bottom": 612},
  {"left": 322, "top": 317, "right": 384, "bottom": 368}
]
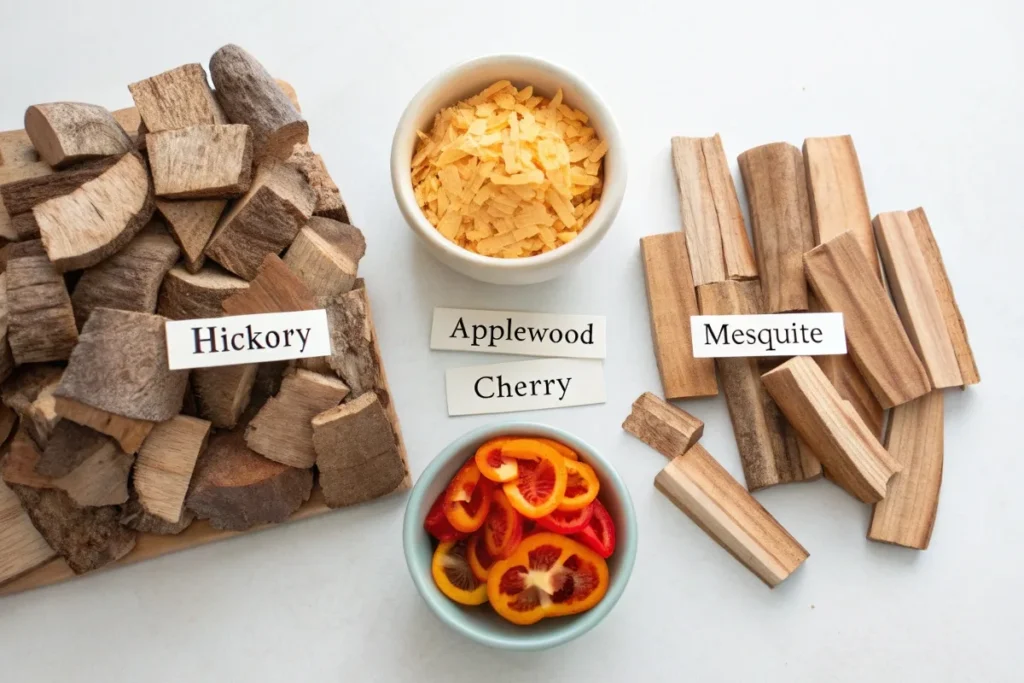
[{"left": 411, "top": 81, "right": 607, "bottom": 258}]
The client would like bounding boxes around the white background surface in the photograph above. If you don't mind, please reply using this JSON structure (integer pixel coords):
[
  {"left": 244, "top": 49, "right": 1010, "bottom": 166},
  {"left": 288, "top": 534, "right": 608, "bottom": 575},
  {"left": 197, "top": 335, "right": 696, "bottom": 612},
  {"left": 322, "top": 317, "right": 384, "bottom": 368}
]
[{"left": 1, "top": 1, "right": 1022, "bottom": 681}]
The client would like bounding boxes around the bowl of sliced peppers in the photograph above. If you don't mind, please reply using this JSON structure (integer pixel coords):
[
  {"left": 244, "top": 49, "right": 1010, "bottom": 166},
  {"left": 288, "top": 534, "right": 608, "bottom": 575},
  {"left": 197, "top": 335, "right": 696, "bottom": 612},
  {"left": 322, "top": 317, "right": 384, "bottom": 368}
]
[{"left": 403, "top": 422, "right": 637, "bottom": 650}]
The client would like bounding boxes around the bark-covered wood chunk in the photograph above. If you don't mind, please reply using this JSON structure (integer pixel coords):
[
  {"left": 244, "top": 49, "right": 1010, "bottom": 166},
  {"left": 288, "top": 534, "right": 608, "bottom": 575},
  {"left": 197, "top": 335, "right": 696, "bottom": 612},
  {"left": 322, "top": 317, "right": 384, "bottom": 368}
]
[
  {"left": 307, "top": 216, "right": 365, "bottom": 263},
  {"left": 147, "top": 124, "right": 253, "bottom": 199},
  {"left": 0, "top": 403, "right": 15, "bottom": 444},
  {"left": 37, "top": 420, "right": 115, "bottom": 477},
  {"left": 4, "top": 240, "right": 78, "bottom": 363},
  {"left": 119, "top": 494, "right": 195, "bottom": 535},
  {"left": 245, "top": 369, "right": 349, "bottom": 468},
  {"left": 134, "top": 415, "right": 211, "bottom": 523},
  {"left": 9, "top": 483, "right": 135, "bottom": 574},
  {"left": 185, "top": 429, "right": 312, "bottom": 531},
  {"left": 70, "top": 222, "right": 180, "bottom": 328},
  {"left": 1, "top": 363, "right": 63, "bottom": 447},
  {"left": 128, "top": 63, "right": 227, "bottom": 133},
  {"left": 34, "top": 152, "right": 155, "bottom": 272},
  {"left": 0, "top": 273, "right": 15, "bottom": 384},
  {"left": 205, "top": 163, "right": 315, "bottom": 280},
  {"left": 24, "top": 102, "right": 133, "bottom": 168},
  {"left": 209, "top": 45, "right": 308, "bottom": 161},
  {"left": 192, "top": 363, "right": 256, "bottom": 429},
  {"left": 312, "top": 392, "right": 407, "bottom": 507},
  {"left": 158, "top": 265, "right": 249, "bottom": 320},
  {"left": 110, "top": 107, "right": 143, "bottom": 147},
  {"left": 10, "top": 212, "right": 39, "bottom": 240},
  {"left": 0, "top": 479, "right": 56, "bottom": 585},
  {"left": 283, "top": 223, "right": 358, "bottom": 297},
  {"left": 1, "top": 155, "right": 118, "bottom": 216},
  {"left": 52, "top": 397, "right": 153, "bottom": 454},
  {"left": 286, "top": 143, "right": 349, "bottom": 222},
  {"left": 155, "top": 198, "right": 226, "bottom": 272},
  {"left": 221, "top": 253, "right": 316, "bottom": 315}
]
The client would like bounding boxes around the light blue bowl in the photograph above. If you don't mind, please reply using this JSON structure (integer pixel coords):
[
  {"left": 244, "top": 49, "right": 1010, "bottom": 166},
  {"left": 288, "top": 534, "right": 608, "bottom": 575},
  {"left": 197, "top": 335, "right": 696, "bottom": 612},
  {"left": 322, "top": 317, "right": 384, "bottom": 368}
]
[{"left": 402, "top": 422, "right": 637, "bottom": 651}]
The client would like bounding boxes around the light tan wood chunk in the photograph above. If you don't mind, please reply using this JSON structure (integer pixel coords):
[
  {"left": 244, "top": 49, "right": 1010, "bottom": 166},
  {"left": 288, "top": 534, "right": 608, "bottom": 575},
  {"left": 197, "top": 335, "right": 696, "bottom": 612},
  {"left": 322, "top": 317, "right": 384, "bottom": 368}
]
[
  {"left": 908, "top": 208, "right": 979, "bottom": 385},
  {"left": 762, "top": 357, "right": 901, "bottom": 503},
  {"left": 191, "top": 363, "right": 257, "bottom": 429},
  {"left": 128, "top": 63, "right": 226, "bottom": 133},
  {"left": 655, "top": 444, "right": 808, "bottom": 587},
  {"left": 312, "top": 391, "right": 407, "bottom": 507},
  {"left": 221, "top": 253, "right": 317, "bottom": 315},
  {"left": 245, "top": 369, "right": 349, "bottom": 468},
  {"left": 134, "top": 415, "right": 212, "bottom": 523},
  {"left": 869, "top": 390, "right": 943, "bottom": 549},
  {"left": 155, "top": 198, "right": 226, "bottom": 272},
  {"left": 70, "top": 222, "right": 180, "bottom": 328},
  {"left": 33, "top": 151, "right": 155, "bottom": 271},
  {"left": 50, "top": 439, "right": 133, "bottom": 507},
  {"left": 283, "top": 224, "right": 359, "bottom": 297},
  {"left": 158, "top": 265, "right": 249, "bottom": 320},
  {"left": 738, "top": 142, "right": 812, "bottom": 313},
  {"left": 205, "top": 162, "right": 314, "bottom": 279},
  {"left": 622, "top": 392, "right": 704, "bottom": 458},
  {"left": 640, "top": 232, "right": 718, "bottom": 399},
  {"left": 37, "top": 420, "right": 118, "bottom": 477},
  {"left": 803, "top": 135, "right": 880, "bottom": 278},
  {"left": 670, "top": 134, "right": 757, "bottom": 285},
  {"left": 697, "top": 281, "right": 821, "bottom": 489},
  {"left": 805, "top": 231, "right": 931, "bottom": 407},
  {"left": 0, "top": 479, "right": 56, "bottom": 585},
  {"left": 287, "top": 143, "right": 349, "bottom": 222},
  {"left": 24, "top": 103, "right": 132, "bottom": 168},
  {"left": 873, "top": 211, "right": 963, "bottom": 389},
  {"left": 110, "top": 107, "right": 143, "bottom": 147},
  {"left": 4, "top": 240, "right": 78, "bottom": 363},
  {"left": 147, "top": 124, "right": 253, "bottom": 199}
]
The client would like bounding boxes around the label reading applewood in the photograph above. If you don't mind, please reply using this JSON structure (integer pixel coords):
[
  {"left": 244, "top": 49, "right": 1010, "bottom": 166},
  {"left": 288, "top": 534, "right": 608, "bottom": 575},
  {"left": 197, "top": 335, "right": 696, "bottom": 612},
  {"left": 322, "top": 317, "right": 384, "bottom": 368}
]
[{"left": 165, "top": 310, "right": 331, "bottom": 370}]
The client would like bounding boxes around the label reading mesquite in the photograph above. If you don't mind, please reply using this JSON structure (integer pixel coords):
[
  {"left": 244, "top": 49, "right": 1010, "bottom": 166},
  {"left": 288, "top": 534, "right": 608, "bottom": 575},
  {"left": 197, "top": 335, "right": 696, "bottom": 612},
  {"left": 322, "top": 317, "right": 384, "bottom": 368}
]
[
  {"left": 690, "top": 312, "right": 847, "bottom": 358},
  {"left": 430, "top": 308, "right": 606, "bottom": 359},
  {"left": 165, "top": 310, "right": 332, "bottom": 370},
  {"left": 445, "top": 358, "right": 606, "bottom": 416}
]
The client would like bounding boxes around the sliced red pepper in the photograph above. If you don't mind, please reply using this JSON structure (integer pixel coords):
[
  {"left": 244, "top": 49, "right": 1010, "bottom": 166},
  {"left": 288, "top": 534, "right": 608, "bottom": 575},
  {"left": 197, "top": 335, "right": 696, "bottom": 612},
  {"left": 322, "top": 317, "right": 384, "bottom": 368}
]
[
  {"left": 572, "top": 498, "right": 616, "bottom": 559},
  {"left": 536, "top": 502, "right": 594, "bottom": 535},
  {"left": 443, "top": 460, "right": 493, "bottom": 533},
  {"left": 482, "top": 489, "right": 524, "bottom": 559},
  {"left": 424, "top": 491, "right": 467, "bottom": 542}
]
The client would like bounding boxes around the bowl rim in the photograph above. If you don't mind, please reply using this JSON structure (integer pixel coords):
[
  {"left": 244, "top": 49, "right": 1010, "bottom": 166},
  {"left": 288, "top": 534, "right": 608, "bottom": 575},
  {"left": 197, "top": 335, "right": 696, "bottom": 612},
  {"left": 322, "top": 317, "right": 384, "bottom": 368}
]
[
  {"left": 402, "top": 421, "right": 638, "bottom": 651},
  {"left": 390, "top": 53, "right": 627, "bottom": 272}
]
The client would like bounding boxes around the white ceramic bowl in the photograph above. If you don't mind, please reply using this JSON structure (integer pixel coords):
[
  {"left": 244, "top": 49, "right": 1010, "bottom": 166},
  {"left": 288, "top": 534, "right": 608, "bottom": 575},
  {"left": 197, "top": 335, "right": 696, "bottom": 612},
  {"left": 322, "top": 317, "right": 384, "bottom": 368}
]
[{"left": 391, "top": 55, "right": 627, "bottom": 285}]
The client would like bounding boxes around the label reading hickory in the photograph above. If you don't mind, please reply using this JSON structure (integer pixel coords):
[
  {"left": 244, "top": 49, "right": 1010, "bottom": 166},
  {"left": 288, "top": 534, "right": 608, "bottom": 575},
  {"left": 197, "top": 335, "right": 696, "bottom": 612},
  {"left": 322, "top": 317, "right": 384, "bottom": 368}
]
[
  {"left": 445, "top": 358, "right": 606, "bottom": 416},
  {"left": 165, "top": 309, "right": 331, "bottom": 370},
  {"left": 690, "top": 312, "right": 847, "bottom": 358},
  {"left": 431, "top": 308, "right": 606, "bottom": 359}
]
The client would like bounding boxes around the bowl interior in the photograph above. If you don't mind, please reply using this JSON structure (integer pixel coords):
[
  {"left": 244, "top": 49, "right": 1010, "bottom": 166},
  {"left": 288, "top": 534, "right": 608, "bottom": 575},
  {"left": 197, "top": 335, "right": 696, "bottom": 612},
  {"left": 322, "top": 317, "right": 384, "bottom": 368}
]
[
  {"left": 403, "top": 422, "right": 637, "bottom": 651},
  {"left": 392, "top": 55, "right": 625, "bottom": 270}
]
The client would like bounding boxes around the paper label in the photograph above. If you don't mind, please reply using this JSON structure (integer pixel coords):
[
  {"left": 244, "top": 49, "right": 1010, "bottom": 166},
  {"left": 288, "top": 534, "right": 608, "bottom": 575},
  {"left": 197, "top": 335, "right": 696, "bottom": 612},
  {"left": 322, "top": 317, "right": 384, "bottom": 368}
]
[
  {"left": 431, "top": 308, "right": 606, "bottom": 359},
  {"left": 445, "top": 358, "right": 606, "bottom": 416},
  {"left": 165, "top": 310, "right": 332, "bottom": 370},
  {"left": 689, "top": 312, "right": 847, "bottom": 358}
]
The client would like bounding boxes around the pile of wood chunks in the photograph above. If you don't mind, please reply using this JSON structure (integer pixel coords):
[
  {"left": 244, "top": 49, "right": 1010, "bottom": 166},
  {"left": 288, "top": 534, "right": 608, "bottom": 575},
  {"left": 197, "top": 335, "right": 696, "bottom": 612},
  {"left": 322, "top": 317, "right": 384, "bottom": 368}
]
[{"left": 0, "top": 44, "right": 408, "bottom": 592}]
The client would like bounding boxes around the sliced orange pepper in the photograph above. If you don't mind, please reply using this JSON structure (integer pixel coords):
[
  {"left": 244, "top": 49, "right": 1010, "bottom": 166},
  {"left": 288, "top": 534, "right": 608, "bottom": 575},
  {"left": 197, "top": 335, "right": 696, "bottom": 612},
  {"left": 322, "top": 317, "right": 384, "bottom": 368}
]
[
  {"left": 482, "top": 489, "right": 524, "bottom": 558},
  {"left": 432, "top": 539, "right": 487, "bottom": 605},
  {"left": 501, "top": 439, "right": 567, "bottom": 519},
  {"left": 535, "top": 437, "right": 578, "bottom": 460},
  {"left": 474, "top": 437, "right": 518, "bottom": 483},
  {"left": 557, "top": 459, "right": 600, "bottom": 511},
  {"left": 467, "top": 533, "right": 496, "bottom": 582},
  {"left": 487, "top": 532, "right": 609, "bottom": 625},
  {"left": 443, "top": 460, "right": 493, "bottom": 533}
]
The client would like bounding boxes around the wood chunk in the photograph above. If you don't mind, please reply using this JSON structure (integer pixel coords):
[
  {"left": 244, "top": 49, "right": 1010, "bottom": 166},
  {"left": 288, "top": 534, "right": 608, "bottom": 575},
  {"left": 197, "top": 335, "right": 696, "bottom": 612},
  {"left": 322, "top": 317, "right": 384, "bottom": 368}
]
[
  {"left": 5, "top": 240, "right": 78, "bottom": 363},
  {"left": 275, "top": 79, "right": 301, "bottom": 111},
  {"left": 907, "top": 208, "right": 979, "bottom": 385},
  {"left": 120, "top": 495, "right": 195, "bottom": 535},
  {"left": 805, "top": 231, "right": 931, "bottom": 407},
  {"left": 1, "top": 155, "right": 118, "bottom": 216},
  {"left": 1, "top": 364, "right": 63, "bottom": 447},
  {"left": 655, "top": 444, "right": 808, "bottom": 587},
  {"left": 155, "top": 198, "right": 226, "bottom": 272},
  {"left": 312, "top": 392, "right": 405, "bottom": 507},
  {"left": 52, "top": 397, "right": 153, "bottom": 453},
  {"left": 158, "top": 265, "right": 249, "bottom": 320},
  {"left": 0, "top": 128, "right": 44, "bottom": 168},
  {"left": 307, "top": 216, "right": 365, "bottom": 262},
  {"left": 738, "top": 143, "right": 812, "bottom": 313},
  {"left": 0, "top": 479, "right": 56, "bottom": 585},
  {"left": 0, "top": 273, "right": 14, "bottom": 384},
  {"left": 639, "top": 232, "right": 718, "bottom": 398},
  {"left": 110, "top": 107, "right": 143, "bottom": 146},
  {"left": 135, "top": 415, "right": 211, "bottom": 523},
  {"left": 622, "top": 392, "right": 704, "bottom": 458},
  {"left": 286, "top": 143, "right": 349, "bottom": 222},
  {"left": 185, "top": 429, "right": 313, "bottom": 531},
  {"left": 868, "top": 390, "right": 943, "bottom": 549},
  {"left": 873, "top": 211, "right": 963, "bottom": 389},
  {"left": 697, "top": 280, "right": 822, "bottom": 489},
  {"left": 9, "top": 483, "right": 135, "bottom": 574},
  {"left": 221, "top": 253, "right": 316, "bottom": 315},
  {"left": 50, "top": 439, "right": 133, "bottom": 507},
  {"left": 283, "top": 224, "right": 358, "bottom": 297},
  {"left": 210, "top": 45, "right": 309, "bottom": 161},
  {"left": 205, "top": 163, "right": 315, "bottom": 279},
  {"left": 803, "top": 135, "right": 881, "bottom": 278},
  {"left": 670, "top": 135, "right": 757, "bottom": 285},
  {"left": 70, "top": 222, "right": 180, "bottom": 328},
  {"left": 192, "top": 363, "right": 257, "bottom": 429},
  {"left": 128, "top": 63, "right": 226, "bottom": 133},
  {"left": 37, "top": 420, "right": 115, "bottom": 477},
  {"left": 55, "top": 309, "right": 187, "bottom": 423},
  {"left": 24, "top": 103, "right": 132, "bottom": 168},
  {"left": 0, "top": 404, "right": 14, "bottom": 444},
  {"left": 34, "top": 152, "right": 155, "bottom": 271},
  {"left": 10, "top": 212, "right": 39, "bottom": 240},
  {"left": 1, "top": 428, "right": 52, "bottom": 488},
  {"left": 147, "top": 124, "right": 253, "bottom": 199},
  {"left": 246, "top": 369, "right": 349, "bottom": 468},
  {"left": 762, "top": 357, "right": 901, "bottom": 503}
]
